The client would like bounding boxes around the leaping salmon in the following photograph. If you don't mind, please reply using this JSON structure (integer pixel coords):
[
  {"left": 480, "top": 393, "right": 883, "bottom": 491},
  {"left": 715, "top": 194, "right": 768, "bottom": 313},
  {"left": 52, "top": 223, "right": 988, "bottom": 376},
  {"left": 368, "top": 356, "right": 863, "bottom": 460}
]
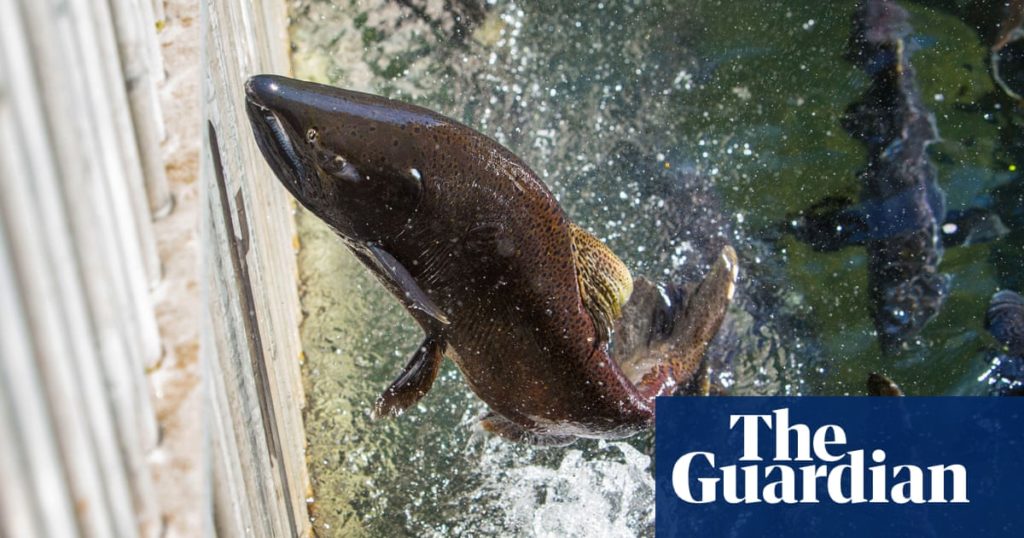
[{"left": 244, "top": 75, "right": 737, "bottom": 444}]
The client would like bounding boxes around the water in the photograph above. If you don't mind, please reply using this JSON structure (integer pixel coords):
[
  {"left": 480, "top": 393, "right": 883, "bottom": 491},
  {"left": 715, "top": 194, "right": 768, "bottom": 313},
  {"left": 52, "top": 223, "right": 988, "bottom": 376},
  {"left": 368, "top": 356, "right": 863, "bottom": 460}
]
[{"left": 287, "top": 0, "right": 1022, "bottom": 535}]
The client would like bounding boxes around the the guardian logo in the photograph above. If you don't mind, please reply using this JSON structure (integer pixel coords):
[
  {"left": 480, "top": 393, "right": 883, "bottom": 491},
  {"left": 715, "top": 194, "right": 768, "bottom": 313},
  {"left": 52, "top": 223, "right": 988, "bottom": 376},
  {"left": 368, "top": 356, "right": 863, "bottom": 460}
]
[
  {"left": 672, "top": 408, "right": 969, "bottom": 505},
  {"left": 656, "top": 398, "right": 1023, "bottom": 536}
]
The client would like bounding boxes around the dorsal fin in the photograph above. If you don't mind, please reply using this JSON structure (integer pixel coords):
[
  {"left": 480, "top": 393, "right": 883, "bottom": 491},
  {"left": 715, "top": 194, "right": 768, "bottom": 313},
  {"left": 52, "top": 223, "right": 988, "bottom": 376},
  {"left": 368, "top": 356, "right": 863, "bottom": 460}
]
[{"left": 569, "top": 223, "right": 633, "bottom": 340}]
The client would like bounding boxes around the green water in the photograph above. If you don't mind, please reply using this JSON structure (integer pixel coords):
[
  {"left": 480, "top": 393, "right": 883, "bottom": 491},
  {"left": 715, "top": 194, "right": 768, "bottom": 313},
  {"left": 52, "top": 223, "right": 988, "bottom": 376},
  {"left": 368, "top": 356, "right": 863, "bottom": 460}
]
[{"left": 287, "top": 0, "right": 1020, "bottom": 535}]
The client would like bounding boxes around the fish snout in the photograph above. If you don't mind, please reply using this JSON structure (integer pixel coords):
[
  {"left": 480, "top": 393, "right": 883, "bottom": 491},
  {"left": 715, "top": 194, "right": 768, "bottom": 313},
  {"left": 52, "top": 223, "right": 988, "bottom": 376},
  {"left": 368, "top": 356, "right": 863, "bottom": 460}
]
[
  {"left": 244, "top": 74, "right": 287, "bottom": 110},
  {"left": 244, "top": 76, "right": 315, "bottom": 201}
]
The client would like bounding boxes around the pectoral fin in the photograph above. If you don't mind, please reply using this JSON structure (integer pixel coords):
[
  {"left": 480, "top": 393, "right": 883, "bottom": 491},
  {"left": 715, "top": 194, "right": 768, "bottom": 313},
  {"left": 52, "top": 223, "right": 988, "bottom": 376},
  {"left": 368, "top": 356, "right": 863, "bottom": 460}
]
[
  {"left": 372, "top": 334, "right": 446, "bottom": 419},
  {"left": 569, "top": 223, "right": 633, "bottom": 339},
  {"left": 364, "top": 243, "right": 450, "bottom": 325}
]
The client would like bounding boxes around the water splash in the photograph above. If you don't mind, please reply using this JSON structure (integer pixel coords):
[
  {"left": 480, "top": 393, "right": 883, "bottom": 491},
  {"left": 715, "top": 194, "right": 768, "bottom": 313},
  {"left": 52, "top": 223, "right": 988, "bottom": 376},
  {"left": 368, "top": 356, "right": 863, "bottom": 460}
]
[{"left": 455, "top": 441, "right": 654, "bottom": 537}]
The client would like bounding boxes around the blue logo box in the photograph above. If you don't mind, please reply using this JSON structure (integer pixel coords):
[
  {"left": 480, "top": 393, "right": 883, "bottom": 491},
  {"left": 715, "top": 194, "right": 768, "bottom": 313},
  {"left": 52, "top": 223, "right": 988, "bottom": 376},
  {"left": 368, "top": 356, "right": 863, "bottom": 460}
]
[{"left": 655, "top": 397, "right": 1024, "bottom": 537}]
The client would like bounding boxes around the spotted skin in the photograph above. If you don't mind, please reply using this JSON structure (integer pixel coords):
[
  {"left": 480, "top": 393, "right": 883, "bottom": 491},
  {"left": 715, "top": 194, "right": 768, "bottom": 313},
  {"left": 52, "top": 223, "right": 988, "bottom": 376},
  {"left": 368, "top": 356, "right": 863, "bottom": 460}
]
[
  {"left": 569, "top": 222, "right": 634, "bottom": 340},
  {"left": 244, "top": 75, "right": 735, "bottom": 441}
]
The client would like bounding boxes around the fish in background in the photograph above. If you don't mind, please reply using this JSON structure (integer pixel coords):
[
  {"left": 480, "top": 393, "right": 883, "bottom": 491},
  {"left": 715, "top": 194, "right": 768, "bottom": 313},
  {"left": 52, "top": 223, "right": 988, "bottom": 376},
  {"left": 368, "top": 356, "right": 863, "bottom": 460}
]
[
  {"left": 911, "top": 0, "right": 1023, "bottom": 99},
  {"left": 979, "top": 0, "right": 1024, "bottom": 295},
  {"left": 979, "top": 290, "right": 1024, "bottom": 395},
  {"left": 973, "top": 0, "right": 1024, "bottom": 99},
  {"left": 910, "top": 2, "right": 1024, "bottom": 317},
  {"left": 791, "top": 0, "right": 951, "bottom": 354},
  {"left": 867, "top": 371, "right": 905, "bottom": 395}
]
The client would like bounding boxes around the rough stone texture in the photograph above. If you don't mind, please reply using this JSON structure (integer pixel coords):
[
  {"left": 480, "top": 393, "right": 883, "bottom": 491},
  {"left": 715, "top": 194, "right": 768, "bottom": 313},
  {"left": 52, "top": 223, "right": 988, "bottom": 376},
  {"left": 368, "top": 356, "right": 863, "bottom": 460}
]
[{"left": 147, "top": 1, "right": 203, "bottom": 536}]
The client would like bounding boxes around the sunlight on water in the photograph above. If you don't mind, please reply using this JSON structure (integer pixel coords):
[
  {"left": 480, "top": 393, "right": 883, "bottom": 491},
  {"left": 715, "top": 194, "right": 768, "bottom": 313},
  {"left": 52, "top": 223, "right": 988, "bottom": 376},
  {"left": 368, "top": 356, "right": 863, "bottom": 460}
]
[{"left": 460, "top": 441, "right": 654, "bottom": 537}]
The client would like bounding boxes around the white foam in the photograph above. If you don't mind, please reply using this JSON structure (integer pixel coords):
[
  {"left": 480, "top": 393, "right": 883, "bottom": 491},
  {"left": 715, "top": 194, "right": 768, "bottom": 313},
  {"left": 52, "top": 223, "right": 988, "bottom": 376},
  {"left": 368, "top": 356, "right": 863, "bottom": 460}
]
[{"left": 466, "top": 441, "right": 654, "bottom": 537}]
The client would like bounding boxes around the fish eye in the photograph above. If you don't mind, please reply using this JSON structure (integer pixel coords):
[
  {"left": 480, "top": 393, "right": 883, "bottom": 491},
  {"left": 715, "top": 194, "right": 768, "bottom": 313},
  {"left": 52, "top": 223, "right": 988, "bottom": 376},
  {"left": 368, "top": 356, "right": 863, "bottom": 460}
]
[{"left": 306, "top": 128, "right": 318, "bottom": 144}]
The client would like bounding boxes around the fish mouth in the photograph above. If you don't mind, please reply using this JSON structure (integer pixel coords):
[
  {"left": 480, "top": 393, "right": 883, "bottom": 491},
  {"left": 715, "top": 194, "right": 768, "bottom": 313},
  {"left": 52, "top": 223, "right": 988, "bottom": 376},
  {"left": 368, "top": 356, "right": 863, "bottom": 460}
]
[{"left": 244, "top": 78, "right": 308, "bottom": 189}]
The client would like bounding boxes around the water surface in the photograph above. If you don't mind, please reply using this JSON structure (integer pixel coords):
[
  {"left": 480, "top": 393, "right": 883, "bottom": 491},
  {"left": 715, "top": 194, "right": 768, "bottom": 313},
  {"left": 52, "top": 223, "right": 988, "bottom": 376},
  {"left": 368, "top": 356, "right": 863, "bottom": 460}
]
[{"left": 288, "top": 0, "right": 1021, "bottom": 535}]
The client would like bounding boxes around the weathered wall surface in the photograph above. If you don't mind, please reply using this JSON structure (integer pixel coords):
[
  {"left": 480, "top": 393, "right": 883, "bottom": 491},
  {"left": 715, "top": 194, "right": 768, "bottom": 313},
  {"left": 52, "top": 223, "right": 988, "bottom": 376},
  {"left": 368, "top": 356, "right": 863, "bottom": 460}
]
[
  {"left": 0, "top": 0, "right": 168, "bottom": 535},
  {"left": 1, "top": 0, "right": 309, "bottom": 535},
  {"left": 201, "top": 0, "right": 310, "bottom": 536}
]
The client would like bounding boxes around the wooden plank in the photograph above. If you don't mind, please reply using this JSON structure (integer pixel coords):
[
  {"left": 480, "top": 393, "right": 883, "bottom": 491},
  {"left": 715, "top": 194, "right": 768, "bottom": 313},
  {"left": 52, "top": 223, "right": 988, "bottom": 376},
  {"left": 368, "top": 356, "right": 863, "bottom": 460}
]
[
  {"left": 82, "top": 0, "right": 165, "bottom": 291},
  {"left": 201, "top": 0, "right": 310, "bottom": 535},
  {"left": 220, "top": 0, "right": 308, "bottom": 519},
  {"left": 47, "top": 0, "right": 162, "bottom": 531},
  {"left": 0, "top": 0, "right": 168, "bottom": 535},
  {"left": 0, "top": 146, "right": 80, "bottom": 538},
  {"left": 0, "top": 8, "right": 130, "bottom": 535},
  {"left": 206, "top": 117, "right": 291, "bottom": 538},
  {"left": 2, "top": 0, "right": 309, "bottom": 535}
]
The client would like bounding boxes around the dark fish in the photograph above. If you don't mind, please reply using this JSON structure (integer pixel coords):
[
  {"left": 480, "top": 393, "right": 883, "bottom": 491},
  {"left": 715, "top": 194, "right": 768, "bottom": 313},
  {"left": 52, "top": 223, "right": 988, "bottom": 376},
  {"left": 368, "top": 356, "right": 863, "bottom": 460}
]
[
  {"left": 243, "top": 75, "right": 737, "bottom": 443},
  {"left": 986, "top": 290, "right": 1024, "bottom": 355},
  {"left": 980, "top": 290, "right": 1024, "bottom": 396},
  {"left": 988, "top": 0, "right": 1024, "bottom": 99},
  {"left": 915, "top": 0, "right": 1023, "bottom": 99},
  {"left": 867, "top": 372, "right": 905, "bottom": 396},
  {"left": 791, "top": 195, "right": 1007, "bottom": 251},
  {"left": 795, "top": 0, "right": 950, "bottom": 354}
]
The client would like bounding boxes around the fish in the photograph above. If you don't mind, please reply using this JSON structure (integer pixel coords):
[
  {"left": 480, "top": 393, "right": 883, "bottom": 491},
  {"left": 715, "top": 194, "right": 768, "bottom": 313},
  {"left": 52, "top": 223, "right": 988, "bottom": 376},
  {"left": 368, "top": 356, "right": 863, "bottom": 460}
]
[
  {"left": 792, "top": 0, "right": 950, "bottom": 354},
  {"left": 243, "top": 74, "right": 737, "bottom": 444},
  {"left": 981, "top": 0, "right": 1024, "bottom": 99},
  {"left": 917, "top": 0, "right": 1023, "bottom": 99},
  {"left": 866, "top": 372, "right": 905, "bottom": 396},
  {"left": 790, "top": 195, "right": 1008, "bottom": 251},
  {"left": 980, "top": 290, "right": 1024, "bottom": 396}
]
